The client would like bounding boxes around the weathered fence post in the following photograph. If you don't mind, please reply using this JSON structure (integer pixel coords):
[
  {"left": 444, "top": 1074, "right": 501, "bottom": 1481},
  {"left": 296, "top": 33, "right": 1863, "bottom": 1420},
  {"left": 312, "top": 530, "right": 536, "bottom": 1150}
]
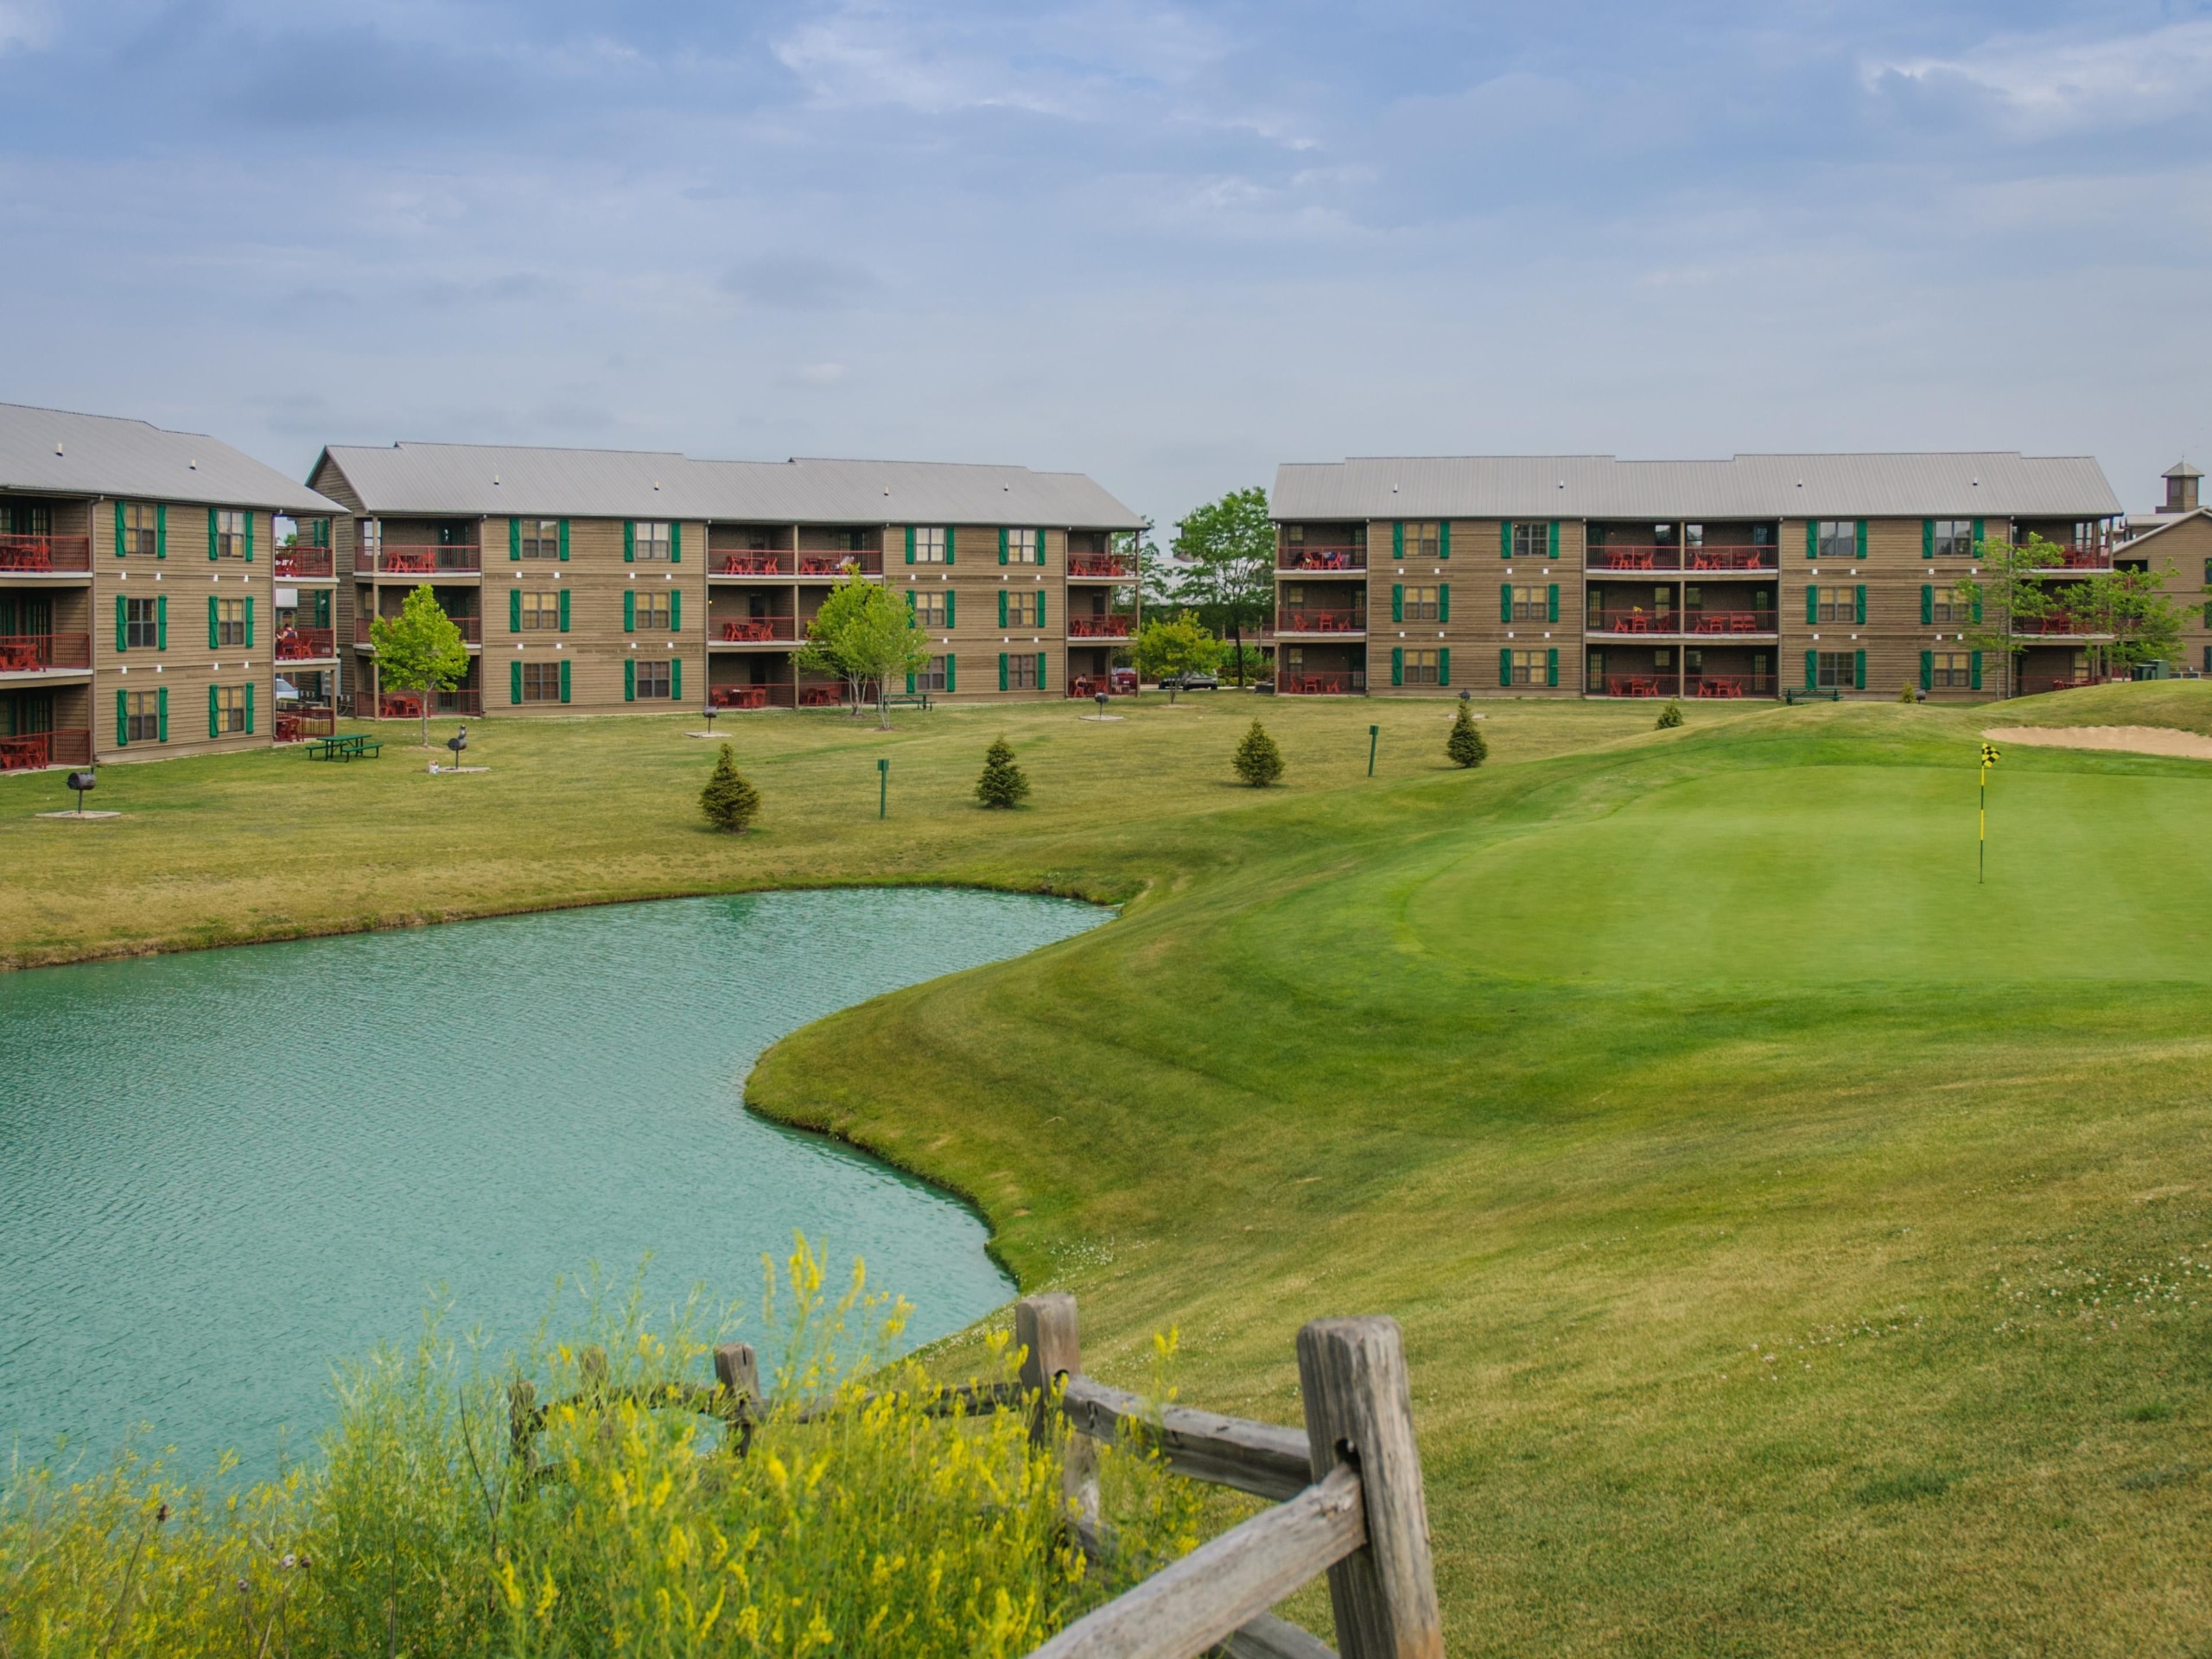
[
  {"left": 1017, "top": 1294, "right": 1102, "bottom": 1551},
  {"left": 715, "top": 1341, "right": 760, "bottom": 1455},
  {"left": 1296, "top": 1317, "right": 1443, "bottom": 1659},
  {"left": 506, "top": 1377, "right": 537, "bottom": 1471}
]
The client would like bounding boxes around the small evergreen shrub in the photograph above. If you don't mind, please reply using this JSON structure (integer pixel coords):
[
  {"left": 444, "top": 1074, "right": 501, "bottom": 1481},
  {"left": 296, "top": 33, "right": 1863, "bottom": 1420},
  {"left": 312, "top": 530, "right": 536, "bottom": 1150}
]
[
  {"left": 1446, "top": 701, "right": 1488, "bottom": 768},
  {"left": 1232, "top": 719, "right": 1285, "bottom": 787},
  {"left": 700, "top": 743, "right": 760, "bottom": 832},
  {"left": 976, "top": 735, "right": 1031, "bottom": 808},
  {"left": 1655, "top": 701, "right": 1685, "bottom": 730},
  {"left": 1899, "top": 681, "right": 1919, "bottom": 703}
]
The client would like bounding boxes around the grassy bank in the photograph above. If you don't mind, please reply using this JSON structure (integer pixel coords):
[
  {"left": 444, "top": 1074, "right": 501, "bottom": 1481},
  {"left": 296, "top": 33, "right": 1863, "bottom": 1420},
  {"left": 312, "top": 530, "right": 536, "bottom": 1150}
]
[{"left": 9, "top": 687, "right": 2212, "bottom": 1652}]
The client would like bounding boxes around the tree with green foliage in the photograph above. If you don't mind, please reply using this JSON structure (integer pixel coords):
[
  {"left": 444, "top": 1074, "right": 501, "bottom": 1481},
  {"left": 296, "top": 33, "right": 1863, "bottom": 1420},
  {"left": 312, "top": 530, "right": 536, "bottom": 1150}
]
[
  {"left": 975, "top": 735, "right": 1031, "bottom": 808},
  {"left": 1232, "top": 718, "right": 1284, "bottom": 786},
  {"left": 1446, "top": 701, "right": 1489, "bottom": 768},
  {"left": 1132, "top": 609, "right": 1225, "bottom": 687},
  {"left": 369, "top": 583, "right": 470, "bottom": 749},
  {"left": 1160, "top": 488, "right": 1275, "bottom": 687},
  {"left": 2082, "top": 562, "right": 2185, "bottom": 680},
  {"left": 796, "top": 572, "right": 932, "bottom": 728},
  {"left": 1953, "top": 536, "right": 2061, "bottom": 698},
  {"left": 1655, "top": 700, "right": 1684, "bottom": 730},
  {"left": 700, "top": 743, "right": 761, "bottom": 832}
]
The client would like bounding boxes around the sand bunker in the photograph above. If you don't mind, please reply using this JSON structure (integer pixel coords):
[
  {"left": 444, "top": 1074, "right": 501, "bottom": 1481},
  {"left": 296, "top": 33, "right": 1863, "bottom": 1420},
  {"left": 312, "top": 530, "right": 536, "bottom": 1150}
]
[{"left": 1982, "top": 724, "right": 2212, "bottom": 760}]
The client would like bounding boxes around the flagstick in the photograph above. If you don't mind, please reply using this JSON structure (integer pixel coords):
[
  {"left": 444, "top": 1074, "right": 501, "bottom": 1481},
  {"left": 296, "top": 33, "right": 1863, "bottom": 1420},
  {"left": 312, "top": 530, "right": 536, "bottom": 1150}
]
[{"left": 1979, "top": 766, "right": 1986, "bottom": 885}]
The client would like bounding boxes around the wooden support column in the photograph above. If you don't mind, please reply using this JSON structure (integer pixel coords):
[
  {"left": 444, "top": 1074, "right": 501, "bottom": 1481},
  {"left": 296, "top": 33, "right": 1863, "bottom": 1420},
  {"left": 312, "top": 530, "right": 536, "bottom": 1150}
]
[
  {"left": 1296, "top": 1317, "right": 1443, "bottom": 1659},
  {"left": 1017, "top": 1293, "right": 1101, "bottom": 1550},
  {"left": 715, "top": 1340, "right": 760, "bottom": 1455}
]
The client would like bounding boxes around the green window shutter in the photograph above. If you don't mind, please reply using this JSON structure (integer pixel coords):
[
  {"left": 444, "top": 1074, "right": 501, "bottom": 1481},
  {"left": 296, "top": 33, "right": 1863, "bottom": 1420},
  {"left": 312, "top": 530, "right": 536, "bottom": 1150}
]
[
  {"left": 156, "top": 684, "right": 167, "bottom": 742},
  {"left": 156, "top": 594, "right": 166, "bottom": 651},
  {"left": 623, "top": 590, "right": 635, "bottom": 632},
  {"left": 510, "top": 588, "right": 522, "bottom": 632},
  {"left": 1498, "top": 648, "right": 1511, "bottom": 687},
  {"left": 560, "top": 588, "right": 571, "bottom": 631},
  {"left": 1806, "top": 584, "right": 1818, "bottom": 626},
  {"left": 1548, "top": 522, "right": 1560, "bottom": 559},
  {"left": 1971, "top": 587, "right": 1982, "bottom": 624},
  {"left": 156, "top": 503, "right": 165, "bottom": 559},
  {"left": 1854, "top": 521, "right": 1866, "bottom": 560},
  {"left": 1853, "top": 649, "right": 1866, "bottom": 690},
  {"left": 945, "top": 527, "right": 957, "bottom": 565},
  {"left": 669, "top": 589, "right": 682, "bottom": 632},
  {"left": 207, "top": 683, "right": 219, "bottom": 738},
  {"left": 1393, "top": 522, "right": 1404, "bottom": 559},
  {"left": 1920, "top": 584, "right": 1932, "bottom": 626},
  {"left": 1437, "top": 584, "right": 1450, "bottom": 623},
  {"left": 1805, "top": 650, "right": 1818, "bottom": 689},
  {"left": 559, "top": 659, "right": 570, "bottom": 702},
  {"left": 999, "top": 528, "right": 1009, "bottom": 566},
  {"left": 1806, "top": 521, "right": 1819, "bottom": 560},
  {"left": 1036, "top": 591, "right": 1045, "bottom": 628},
  {"left": 207, "top": 595, "right": 219, "bottom": 650},
  {"left": 511, "top": 659, "right": 523, "bottom": 704},
  {"left": 1439, "top": 522, "right": 1452, "bottom": 559},
  {"left": 1922, "top": 519, "right": 1935, "bottom": 559},
  {"left": 670, "top": 524, "right": 682, "bottom": 563},
  {"left": 1547, "top": 583, "right": 1559, "bottom": 623},
  {"left": 671, "top": 658, "right": 682, "bottom": 700},
  {"left": 905, "top": 526, "right": 916, "bottom": 565},
  {"left": 243, "top": 513, "right": 253, "bottom": 563},
  {"left": 113, "top": 500, "right": 125, "bottom": 556},
  {"left": 1500, "top": 522, "right": 1511, "bottom": 559},
  {"left": 115, "top": 594, "right": 127, "bottom": 652},
  {"left": 244, "top": 681, "right": 254, "bottom": 735},
  {"left": 1970, "top": 518, "right": 1983, "bottom": 552},
  {"left": 624, "top": 522, "right": 636, "bottom": 563},
  {"left": 998, "top": 589, "right": 1007, "bottom": 627},
  {"left": 998, "top": 652, "right": 1008, "bottom": 690},
  {"left": 1438, "top": 647, "right": 1451, "bottom": 686},
  {"left": 1499, "top": 583, "right": 1512, "bottom": 625},
  {"left": 945, "top": 589, "right": 956, "bottom": 627},
  {"left": 510, "top": 518, "right": 521, "bottom": 560},
  {"left": 1035, "top": 651, "right": 1046, "bottom": 687},
  {"left": 1854, "top": 585, "right": 1866, "bottom": 626},
  {"left": 906, "top": 589, "right": 916, "bottom": 614},
  {"left": 1547, "top": 647, "right": 1559, "bottom": 687},
  {"left": 1920, "top": 650, "right": 1932, "bottom": 691},
  {"left": 558, "top": 520, "right": 569, "bottom": 561},
  {"left": 243, "top": 595, "right": 254, "bottom": 648},
  {"left": 1970, "top": 651, "right": 1983, "bottom": 690},
  {"left": 115, "top": 687, "right": 128, "bottom": 747},
  {"left": 207, "top": 507, "right": 218, "bottom": 561},
  {"left": 1392, "top": 584, "right": 1403, "bottom": 623},
  {"left": 945, "top": 654, "right": 957, "bottom": 694},
  {"left": 624, "top": 658, "right": 636, "bottom": 702},
  {"left": 906, "top": 668, "right": 916, "bottom": 694},
  {"left": 1390, "top": 646, "right": 1403, "bottom": 686}
]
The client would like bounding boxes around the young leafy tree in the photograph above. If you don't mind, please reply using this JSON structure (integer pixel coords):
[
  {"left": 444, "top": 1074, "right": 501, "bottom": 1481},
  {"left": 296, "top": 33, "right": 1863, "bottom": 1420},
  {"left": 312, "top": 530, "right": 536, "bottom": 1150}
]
[
  {"left": 1952, "top": 536, "right": 2061, "bottom": 698},
  {"left": 1165, "top": 487, "right": 1276, "bottom": 687},
  {"left": 797, "top": 573, "right": 932, "bottom": 728},
  {"left": 974, "top": 735, "right": 1030, "bottom": 808},
  {"left": 2084, "top": 561, "right": 2185, "bottom": 679},
  {"left": 700, "top": 744, "right": 761, "bottom": 832},
  {"left": 1446, "top": 700, "right": 1488, "bottom": 768},
  {"left": 369, "top": 583, "right": 470, "bottom": 748},
  {"left": 1232, "top": 718, "right": 1284, "bottom": 787},
  {"left": 1132, "top": 610, "right": 1225, "bottom": 685}
]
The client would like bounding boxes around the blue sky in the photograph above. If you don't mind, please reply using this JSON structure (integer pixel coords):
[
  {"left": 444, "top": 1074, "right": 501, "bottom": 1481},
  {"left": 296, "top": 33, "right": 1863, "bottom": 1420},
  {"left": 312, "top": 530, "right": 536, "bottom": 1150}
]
[{"left": 1, "top": 2, "right": 2205, "bottom": 527}]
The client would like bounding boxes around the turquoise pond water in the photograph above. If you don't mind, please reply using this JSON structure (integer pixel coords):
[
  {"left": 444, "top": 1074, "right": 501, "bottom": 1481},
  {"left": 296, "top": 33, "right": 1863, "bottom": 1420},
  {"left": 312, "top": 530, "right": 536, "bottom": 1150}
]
[{"left": 0, "top": 889, "right": 1105, "bottom": 1478}]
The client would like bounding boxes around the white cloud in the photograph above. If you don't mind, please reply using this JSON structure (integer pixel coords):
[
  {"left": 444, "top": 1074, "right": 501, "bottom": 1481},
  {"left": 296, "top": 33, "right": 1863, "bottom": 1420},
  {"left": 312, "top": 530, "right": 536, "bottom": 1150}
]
[
  {"left": 1868, "top": 19, "right": 2212, "bottom": 135},
  {"left": 0, "top": 0, "right": 52, "bottom": 53}
]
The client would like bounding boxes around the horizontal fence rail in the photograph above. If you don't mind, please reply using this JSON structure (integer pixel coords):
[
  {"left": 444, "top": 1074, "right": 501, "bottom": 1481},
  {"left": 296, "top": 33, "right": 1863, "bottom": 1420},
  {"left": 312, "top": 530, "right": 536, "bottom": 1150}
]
[
  {"left": 1068, "top": 615, "right": 1137, "bottom": 638},
  {"left": 1276, "top": 612, "right": 1364, "bottom": 634},
  {"left": 276, "top": 627, "right": 337, "bottom": 660},
  {"left": 1277, "top": 548, "right": 1366, "bottom": 572},
  {"left": 0, "top": 729, "right": 92, "bottom": 770},
  {"left": 274, "top": 546, "right": 334, "bottom": 578},
  {"left": 365, "top": 544, "right": 484, "bottom": 575},
  {"left": 798, "top": 551, "right": 882, "bottom": 575},
  {"left": 717, "top": 617, "right": 798, "bottom": 641},
  {"left": 1589, "top": 544, "right": 1777, "bottom": 571},
  {"left": 0, "top": 633, "right": 92, "bottom": 671},
  {"left": 0, "top": 534, "right": 92, "bottom": 572},
  {"left": 1070, "top": 554, "right": 1139, "bottom": 578}
]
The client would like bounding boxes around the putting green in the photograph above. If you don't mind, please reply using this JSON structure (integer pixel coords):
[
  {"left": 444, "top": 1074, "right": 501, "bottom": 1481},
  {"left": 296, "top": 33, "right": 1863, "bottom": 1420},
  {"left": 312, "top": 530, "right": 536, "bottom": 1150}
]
[{"left": 1409, "top": 762, "right": 2212, "bottom": 985}]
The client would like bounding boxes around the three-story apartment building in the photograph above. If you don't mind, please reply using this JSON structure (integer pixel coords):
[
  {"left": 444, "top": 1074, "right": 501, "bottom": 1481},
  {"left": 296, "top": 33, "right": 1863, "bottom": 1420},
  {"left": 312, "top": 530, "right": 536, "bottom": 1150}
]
[
  {"left": 307, "top": 443, "right": 1144, "bottom": 715},
  {"left": 0, "top": 402, "right": 347, "bottom": 770},
  {"left": 1269, "top": 453, "right": 2124, "bottom": 699}
]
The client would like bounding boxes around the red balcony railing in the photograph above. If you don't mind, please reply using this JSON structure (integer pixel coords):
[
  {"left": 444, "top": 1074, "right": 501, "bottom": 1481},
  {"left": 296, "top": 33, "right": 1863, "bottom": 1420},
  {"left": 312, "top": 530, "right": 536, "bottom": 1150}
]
[
  {"left": 715, "top": 551, "right": 791, "bottom": 576},
  {"left": 1278, "top": 546, "right": 1366, "bottom": 573},
  {"left": 2012, "top": 616, "right": 2104, "bottom": 636},
  {"left": 2023, "top": 547, "right": 2113, "bottom": 570},
  {"left": 378, "top": 688, "right": 484, "bottom": 718},
  {"left": 1588, "top": 611, "right": 1681, "bottom": 634},
  {"left": 0, "top": 534, "right": 92, "bottom": 572},
  {"left": 1588, "top": 544, "right": 1777, "bottom": 572},
  {"left": 273, "top": 708, "right": 337, "bottom": 743},
  {"left": 1681, "top": 612, "right": 1776, "bottom": 635},
  {"left": 718, "top": 617, "right": 798, "bottom": 642},
  {"left": 0, "top": 633, "right": 92, "bottom": 671},
  {"left": 1277, "top": 671, "right": 1360, "bottom": 694},
  {"left": 1603, "top": 676, "right": 1675, "bottom": 697},
  {"left": 798, "top": 551, "right": 882, "bottom": 576},
  {"left": 1067, "top": 614, "right": 1135, "bottom": 638},
  {"left": 1067, "top": 669, "right": 1138, "bottom": 697},
  {"left": 275, "top": 627, "right": 337, "bottom": 660},
  {"left": 0, "top": 729, "right": 92, "bottom": 770},
  {"left": 1069, "top": 553, "right": 1137, "bottom": 578},
  {"left": 1689, "top": 674, "right": 1777, "bottom": 698},
  {"left": 365, "top": 543, "right": 482, "bottom": 575},
  {"left": 1275, "top": 610, "right": 1364, "bottom": 634},
  {"left": 274, "top": 545, "right": 334, "bottom": 578}
]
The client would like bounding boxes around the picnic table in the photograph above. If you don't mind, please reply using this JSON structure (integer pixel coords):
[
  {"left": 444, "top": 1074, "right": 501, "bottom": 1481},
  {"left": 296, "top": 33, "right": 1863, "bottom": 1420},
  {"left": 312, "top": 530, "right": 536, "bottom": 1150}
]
[
  {"left": 721, "top": 620, "right": 778, "bottom": 641},
  {"left": 0, "top": 639, "right": 42, "bottom": 671},
  {"left": 710, "top": 685, "right": 770, "bottom": 709},
  {"left": 304, "top": 734, "right": 384, "bottom": 761},
  {"left": 0, "top": 734, "right": 49, "bottom": 770},
  {"left": 798, "top": 685, "right": 842, "bottom": 708}
]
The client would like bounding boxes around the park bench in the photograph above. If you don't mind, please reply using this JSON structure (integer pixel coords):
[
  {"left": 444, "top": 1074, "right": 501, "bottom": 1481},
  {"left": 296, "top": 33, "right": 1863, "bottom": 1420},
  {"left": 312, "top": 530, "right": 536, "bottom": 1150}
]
[
  {"left": 1782, "top": 687, "right": 1841, "bottom": 705},
  {"left": 304, "top": 734, "right": 384, "bottom": 762},
  {"left": 883, "top": 692, "right": 932, "bottom": 711}
]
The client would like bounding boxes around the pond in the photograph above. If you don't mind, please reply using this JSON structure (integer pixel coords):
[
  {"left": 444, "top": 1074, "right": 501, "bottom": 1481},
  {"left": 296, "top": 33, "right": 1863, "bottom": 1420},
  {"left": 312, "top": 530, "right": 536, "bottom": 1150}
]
[{"left": 0, "top": 888, "right": 1105, "bottom": 1477}]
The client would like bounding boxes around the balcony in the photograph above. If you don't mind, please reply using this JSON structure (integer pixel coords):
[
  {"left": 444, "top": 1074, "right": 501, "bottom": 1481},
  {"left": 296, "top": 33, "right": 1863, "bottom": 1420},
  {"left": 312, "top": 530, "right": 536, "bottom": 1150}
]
[
  {"left": 376, "top": 688, "right": 484, "bottom": 719},
  {"left": 716, "top": 617, "right": 798, "bottom": 643},
  {"left": 0, "top": 633, "right": 92, "bottom": 673},
  {"left": 1278, "top": 670, "right": 1362, "bottom": 695},
  {"left": 2023, "top": 547, "right": 2113, "bottom": 571},
  {"left": 1681, "top": 612, "right": 1777, "bottom": 636},
  {"left": 0, "top": 729, "right": 92, "bottom": 770},
  {"left": 1588, "top": 544, "right": 1777, "bottom": 573},
  {"left": 273, "top": 707, "right": 336, "bottom": 743},
  {"left": 798, "top": 551, "right": 881, "bottom": 577},
  {"left": 1688, "top": 674, "right": 1777, "bottom": 698},
  {"left": 0, "top": 534, "right": 92, "bottom": 574},
  {"left": 1587, "top": 611, "right": 1681, "bottom": 635},
  {"left": 2011, "top": 616, "right": 2107, "bottom": 637},
  {"left": 364, "top": 543, "right": 482, "bottom": 576},
  {"left": 1276, "top": 610, "right": 1365, "bottom": 635},
  {"left": 275, "top": 627, "right": 338, "bottom": 661},
  {"left": 1069, "top": 552, "right": 1137, "bottom": 579},
  {"left": 1278, "top": 546, "right": 1366, "bottom": 573},
  {"left": 715, "top": 551, "right": 792, "bottom": 577},
  {"left": 1067, "top": 614, "right": 1136, "bottom": 639},
  {"left": 274, "top": 545, "right": 334, "bottom": 579}
]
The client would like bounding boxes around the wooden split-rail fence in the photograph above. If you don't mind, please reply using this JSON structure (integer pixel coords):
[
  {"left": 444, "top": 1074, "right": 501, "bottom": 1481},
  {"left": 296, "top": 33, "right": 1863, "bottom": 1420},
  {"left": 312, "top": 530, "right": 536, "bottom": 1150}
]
[{"left": 508, "top": 1294, "right": 1440, "bottom": 1659}]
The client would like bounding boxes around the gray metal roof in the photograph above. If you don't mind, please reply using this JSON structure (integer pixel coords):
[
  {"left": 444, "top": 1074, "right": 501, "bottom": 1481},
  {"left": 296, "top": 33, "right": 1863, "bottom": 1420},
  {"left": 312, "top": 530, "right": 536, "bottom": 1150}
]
[
  {"left": 316, "top": 442, "right": 1144, "bottom": 528},
  {"left": 0, "top": 402, "right": 345, "bottom": 513},
  {"left": 1272, "top": 453, "right": 2122, "bottom": 522}
]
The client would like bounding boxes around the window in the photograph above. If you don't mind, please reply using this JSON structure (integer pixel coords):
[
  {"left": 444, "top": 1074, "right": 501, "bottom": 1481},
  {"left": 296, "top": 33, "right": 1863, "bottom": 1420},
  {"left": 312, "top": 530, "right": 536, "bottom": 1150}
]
[
  {"left": 636, "top": 591, "right": 671, "bottom": 632},
  {"left": 1815, "top": 586, "right": 1857, "bottom": 623},
  {"left": 5, "top": 500, "right": 52, "bottom": 536},
  {"left": 1511, "top": 523, "right": 1549, "bottom": 561},
  {"left": 125, "top": 690, "right": 160, "bottom": 742},
  {"left": 915, "top": 655, "right": 949, "bottom": 693},
  {"left": 1404, "top": 586, "right": 1440, "bottom": 621},
  {"left": 913, "top": 527, "right": 947, "bottom": 564},
  {"left": 521, "top": 519, "right": 561, "bottom": 559},
  {"left": 1007, "top": 591, "right": 1040, "bottom": 628},
  {"left": 1930, "top": 591, "right": 1962, "bottom": 625},
  {"left": 520, "top": 591, "right": 560, "bottom": 631},
  {"left": 634, "top": 659, "right": 671, "bottom": 698},
  {"left": 1931, "top": 519, "right": 1974, "bottom": 557},
  {"left": 122, "top": 502, "right": 157, "bottom": 556},
  {"left": 1402, "top": 521, "right": 1440, "bottom": 560},
  {"left": 1510, "top": 585, "right": 1547, "bottom": 621},
  {"left": 215, "top": 510, "right": 247, "bottom": 559},
  {"left": 835, "top": 529, "right": 869, "bottom": 552},
  {"left": 1815, "top": 650, "right": 1857, "bottom": 689},
  {"left": 1403, "top": 649, "right": 1440, "bottom": 685},
  {"left": 522, "top": 661, "right": 562, "bottom": 702},
  {"left": 214, "top": 684, "right": 247, "bottom": 733},
  {"left": 359, "top": 520, "right": 381, "bottom": 563},
  {"left": 1507, "top": 649, "right": 1546, "bottom": 686},
  {"left": 124, "top": 597, "right": 158, "bottom": 649},
  {"left": 1007, "top": 528, "right": 1040, "bottom": 565},
  {"left": 216, "top": 598, "right": 246, "bottom": 647},
  {"left": 1007, "top": 652, "right": 1039, "bottom": 690},
  {"left": 633, "top": 521, "right": 671, "bottom": 562},
  {"left": 1931, "top": 652, "right": 1973, "bottom": 689},
  {"left": 1815, "top": 520, "right": 1856, "bottom": 562},
  {"left": 913, "top": 591, "right": 948, "bottom": 628}
]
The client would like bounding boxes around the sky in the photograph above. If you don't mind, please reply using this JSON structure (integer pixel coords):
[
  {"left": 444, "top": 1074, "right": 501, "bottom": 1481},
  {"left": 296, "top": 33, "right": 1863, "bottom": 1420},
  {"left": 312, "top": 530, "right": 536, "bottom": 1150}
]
[{"left": 0, "top": 1, "right": 2206, "bottom": 529}]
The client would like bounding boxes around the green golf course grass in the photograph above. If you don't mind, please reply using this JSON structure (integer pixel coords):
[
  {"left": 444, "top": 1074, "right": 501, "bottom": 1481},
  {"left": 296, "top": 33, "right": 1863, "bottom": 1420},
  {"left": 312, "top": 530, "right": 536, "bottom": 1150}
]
[{"left": 7, "top": 683, "right": 2211, "bottom": 1653}]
